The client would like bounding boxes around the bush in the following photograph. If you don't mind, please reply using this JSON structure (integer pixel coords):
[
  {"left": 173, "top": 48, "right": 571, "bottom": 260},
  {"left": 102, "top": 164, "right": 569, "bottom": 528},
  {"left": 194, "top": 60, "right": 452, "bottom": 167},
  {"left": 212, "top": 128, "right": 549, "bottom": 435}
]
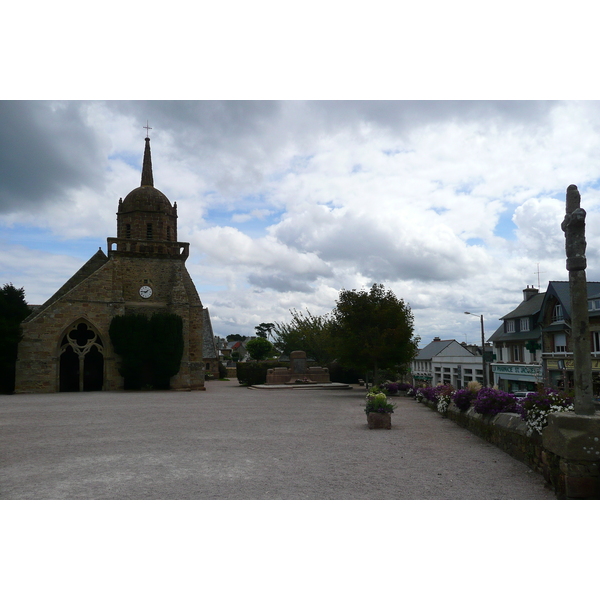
[
  {"left": 365, "top": 391, "right": 396, "bottom": 414},
  {"left": 327, "top": 361, "right": 361, "bottom": 384},
  {"left": 236, "top": 361, "right": 287, "bottom": 386},
  {"left": 452, "top": 388, "right": 477, "bottom": 411},
  {"left": 473, "top": 388, "right": 517, "bottom": 416},
  {"left": 218, "top": 362, "right": 228, "bottom": 379},
  {"left": 383, "top": 382, "right": 399, "bottom": 394},
  {"left": 516, "top": 387, "right": 574, "bottom": 434}
]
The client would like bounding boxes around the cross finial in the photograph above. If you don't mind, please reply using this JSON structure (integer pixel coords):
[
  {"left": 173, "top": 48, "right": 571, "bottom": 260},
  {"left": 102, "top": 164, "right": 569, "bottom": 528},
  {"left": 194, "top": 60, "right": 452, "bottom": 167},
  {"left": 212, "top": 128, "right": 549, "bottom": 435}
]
[{"left": 143, "top": 120, "right": 152, "bottom": 138}]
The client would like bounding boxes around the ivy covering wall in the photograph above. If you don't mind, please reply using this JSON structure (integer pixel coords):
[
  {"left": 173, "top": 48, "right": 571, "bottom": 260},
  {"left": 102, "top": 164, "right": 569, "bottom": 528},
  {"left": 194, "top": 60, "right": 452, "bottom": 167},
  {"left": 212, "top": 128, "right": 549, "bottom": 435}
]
[{"left": 109, "top": 313, "right": 184, "bottom": 389}]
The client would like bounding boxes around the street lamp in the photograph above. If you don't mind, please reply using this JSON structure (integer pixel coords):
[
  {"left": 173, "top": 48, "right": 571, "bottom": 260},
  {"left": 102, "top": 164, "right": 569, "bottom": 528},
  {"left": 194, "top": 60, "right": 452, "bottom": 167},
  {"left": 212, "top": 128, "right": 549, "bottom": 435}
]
[{"left": 464, "top": 312, "right": 487, "bottom": 387}]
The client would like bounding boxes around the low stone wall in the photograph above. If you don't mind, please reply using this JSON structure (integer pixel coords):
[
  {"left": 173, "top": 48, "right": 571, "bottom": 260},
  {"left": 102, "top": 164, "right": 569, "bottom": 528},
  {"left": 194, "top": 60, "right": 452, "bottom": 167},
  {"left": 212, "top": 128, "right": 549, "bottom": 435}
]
[{"left": 416, "top": 397, "right": 600, "bottom": 499}]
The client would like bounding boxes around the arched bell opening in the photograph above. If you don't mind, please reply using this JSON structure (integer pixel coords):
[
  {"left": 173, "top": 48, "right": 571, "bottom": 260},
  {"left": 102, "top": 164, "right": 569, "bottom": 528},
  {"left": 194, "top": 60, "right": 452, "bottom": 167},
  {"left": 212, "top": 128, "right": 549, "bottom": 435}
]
[{"left": 59, "top": 320, "right": 104, "bottom": 392}]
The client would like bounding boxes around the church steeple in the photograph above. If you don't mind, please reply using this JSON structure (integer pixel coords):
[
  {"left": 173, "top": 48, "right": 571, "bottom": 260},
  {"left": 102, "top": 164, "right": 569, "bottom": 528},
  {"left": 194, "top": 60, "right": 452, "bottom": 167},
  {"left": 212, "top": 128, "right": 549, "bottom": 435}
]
[{"left": 141, "top": 136, "right": 154, "bottom": 187}]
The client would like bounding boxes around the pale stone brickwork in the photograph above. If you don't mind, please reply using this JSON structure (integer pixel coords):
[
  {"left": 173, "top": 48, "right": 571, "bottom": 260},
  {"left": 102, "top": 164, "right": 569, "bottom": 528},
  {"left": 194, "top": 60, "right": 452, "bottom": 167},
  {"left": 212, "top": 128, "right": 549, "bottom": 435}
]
[{"left": 15, "top": 137, "right": 206, "bottom": 393}]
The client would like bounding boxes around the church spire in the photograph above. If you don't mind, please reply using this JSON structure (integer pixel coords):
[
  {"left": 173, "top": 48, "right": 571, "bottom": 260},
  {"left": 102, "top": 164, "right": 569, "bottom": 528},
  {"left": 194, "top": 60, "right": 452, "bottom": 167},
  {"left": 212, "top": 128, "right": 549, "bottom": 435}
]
[{"left": 141, "top": 136, "right": 154, "bottom": 187}]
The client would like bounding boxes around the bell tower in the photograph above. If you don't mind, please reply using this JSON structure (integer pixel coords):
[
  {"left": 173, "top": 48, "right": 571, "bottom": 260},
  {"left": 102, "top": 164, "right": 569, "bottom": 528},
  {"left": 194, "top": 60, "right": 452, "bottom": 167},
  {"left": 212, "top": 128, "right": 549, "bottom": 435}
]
[{"left": 108, "top": 135, "right": 188, "bottom": 259}]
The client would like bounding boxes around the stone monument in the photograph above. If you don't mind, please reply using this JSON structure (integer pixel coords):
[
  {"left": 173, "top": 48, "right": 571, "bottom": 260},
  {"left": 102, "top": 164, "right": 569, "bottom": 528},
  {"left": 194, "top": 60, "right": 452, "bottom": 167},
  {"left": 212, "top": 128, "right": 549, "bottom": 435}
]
[
  {"left": 266, "top": 350, "right": 331, "bottom": 385},
  {"left": 542, "top": 184, "right": 600, "bottom": 498}
]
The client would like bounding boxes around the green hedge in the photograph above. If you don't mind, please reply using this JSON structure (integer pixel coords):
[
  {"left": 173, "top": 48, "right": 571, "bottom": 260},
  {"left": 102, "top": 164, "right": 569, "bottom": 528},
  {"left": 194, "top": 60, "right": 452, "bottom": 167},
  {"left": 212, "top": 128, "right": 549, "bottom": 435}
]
[
  {"left": 109, "top": 313, "right": 184, "bottom": 389},
  {"left": 236, "top": 361, "right": 287, "bottom": 386}
]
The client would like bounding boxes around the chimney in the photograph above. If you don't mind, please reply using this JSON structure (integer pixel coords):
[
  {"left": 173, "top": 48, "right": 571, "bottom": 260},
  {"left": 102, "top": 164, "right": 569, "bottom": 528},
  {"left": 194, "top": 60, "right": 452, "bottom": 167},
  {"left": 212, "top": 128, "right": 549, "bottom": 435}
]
[
  {"left": 523, "top": 285, "right": 539, "bottom": 302},
  {"left": 433, "top": 337, "right": 441, "bottom": 342}
]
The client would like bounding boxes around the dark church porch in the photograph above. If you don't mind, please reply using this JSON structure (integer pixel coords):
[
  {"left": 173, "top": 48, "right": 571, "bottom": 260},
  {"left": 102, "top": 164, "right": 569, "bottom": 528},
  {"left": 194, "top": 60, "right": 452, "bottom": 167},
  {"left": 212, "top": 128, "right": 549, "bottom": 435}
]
[{"left": 1, "top": 380, "right": 555, "bottom": 500}]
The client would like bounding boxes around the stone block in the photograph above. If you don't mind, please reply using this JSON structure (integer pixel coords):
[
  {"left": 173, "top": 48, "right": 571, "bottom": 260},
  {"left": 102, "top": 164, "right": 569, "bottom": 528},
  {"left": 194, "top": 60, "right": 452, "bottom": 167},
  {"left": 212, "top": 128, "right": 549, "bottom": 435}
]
[{"left": 542, "top": 412, "right": 600, "bottom": 461}]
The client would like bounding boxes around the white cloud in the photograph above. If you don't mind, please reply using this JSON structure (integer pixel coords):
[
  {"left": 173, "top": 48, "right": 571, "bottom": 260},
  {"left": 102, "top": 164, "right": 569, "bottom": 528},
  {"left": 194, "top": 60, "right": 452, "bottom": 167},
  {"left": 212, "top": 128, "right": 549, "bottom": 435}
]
[{"left": 4, "top": 100, "right": 600, "bottom": 343}]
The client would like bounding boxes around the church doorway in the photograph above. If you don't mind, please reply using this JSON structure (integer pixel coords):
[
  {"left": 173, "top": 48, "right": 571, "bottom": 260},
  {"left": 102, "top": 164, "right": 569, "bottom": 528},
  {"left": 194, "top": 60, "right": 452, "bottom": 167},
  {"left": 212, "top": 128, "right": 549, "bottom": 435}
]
[{"left": 59, "top": 321, "right": 104, "bottom": 392}]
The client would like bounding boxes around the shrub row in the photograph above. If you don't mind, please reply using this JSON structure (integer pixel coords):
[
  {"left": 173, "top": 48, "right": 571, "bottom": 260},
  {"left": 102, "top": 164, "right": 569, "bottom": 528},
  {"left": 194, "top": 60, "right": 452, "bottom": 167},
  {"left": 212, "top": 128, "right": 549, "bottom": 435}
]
[{"left": 409, "top": 384, "right": 574, "bottom": 435}]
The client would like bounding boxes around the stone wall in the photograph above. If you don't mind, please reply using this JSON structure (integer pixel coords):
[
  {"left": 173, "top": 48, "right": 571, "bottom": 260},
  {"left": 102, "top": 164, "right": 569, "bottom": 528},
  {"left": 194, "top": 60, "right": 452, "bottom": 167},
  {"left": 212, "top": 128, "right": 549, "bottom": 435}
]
[{"left": 416, "top": 396, "right": 600, "bottom": 499}]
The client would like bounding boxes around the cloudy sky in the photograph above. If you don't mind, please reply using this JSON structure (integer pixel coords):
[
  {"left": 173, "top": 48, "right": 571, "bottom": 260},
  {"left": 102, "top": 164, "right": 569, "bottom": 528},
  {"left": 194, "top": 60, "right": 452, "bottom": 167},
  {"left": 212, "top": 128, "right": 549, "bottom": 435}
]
[{"left": 3, "top": 100, "right": 600, "bottom": 345}]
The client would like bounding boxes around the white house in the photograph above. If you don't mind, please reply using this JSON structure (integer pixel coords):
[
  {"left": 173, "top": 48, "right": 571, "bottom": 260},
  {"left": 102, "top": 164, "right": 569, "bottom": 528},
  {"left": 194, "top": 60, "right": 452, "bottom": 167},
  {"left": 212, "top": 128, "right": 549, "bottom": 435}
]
[{"left": 411, "top": 338, "right": 483, "bottom": 388}]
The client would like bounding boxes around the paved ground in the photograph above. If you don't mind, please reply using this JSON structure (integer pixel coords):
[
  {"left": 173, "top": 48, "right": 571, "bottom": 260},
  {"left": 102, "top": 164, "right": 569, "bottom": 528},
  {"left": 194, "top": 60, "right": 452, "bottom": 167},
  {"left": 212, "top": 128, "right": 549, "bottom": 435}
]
[{"left": 1, "top": 380, "right": 556, "bottom": 499}]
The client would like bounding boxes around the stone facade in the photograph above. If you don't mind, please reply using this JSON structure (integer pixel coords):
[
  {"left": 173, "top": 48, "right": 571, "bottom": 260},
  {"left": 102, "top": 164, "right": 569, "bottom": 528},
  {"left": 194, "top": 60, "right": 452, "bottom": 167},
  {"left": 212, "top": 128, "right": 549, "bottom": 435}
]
[{"left": 15, "top": 137, "right": 206, "bottom": 393}]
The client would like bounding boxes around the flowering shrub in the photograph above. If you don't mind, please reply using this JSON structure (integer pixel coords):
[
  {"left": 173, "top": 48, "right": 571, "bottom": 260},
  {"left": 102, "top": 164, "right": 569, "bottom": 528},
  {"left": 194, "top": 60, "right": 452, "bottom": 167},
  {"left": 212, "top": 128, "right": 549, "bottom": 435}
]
[
  {"left": 365, "top": 391, "right": 396, "bottom": 414},
  {"left": 419, "top": 387, "right": 438, "bottom": 402},
  {"left": 406, "top": 385, "right": 418, "bottom": 397},
  {"left": 434, "top": 384, "right": 454, "bottom": 415},
  {"left": 516, "top": 388, "right": 574, "bottom": 434},
  {"left": 452, "top": 388, "right": 476, "bottom": 411},
  {"left": 473, "top": 388, "right": 518, "bottom": 416},
  {"left": 383, "top": 382, "right": 399, "bottom": 394},
  {"left": 398, "top": 382, "right": 412, "bottom": 392}
]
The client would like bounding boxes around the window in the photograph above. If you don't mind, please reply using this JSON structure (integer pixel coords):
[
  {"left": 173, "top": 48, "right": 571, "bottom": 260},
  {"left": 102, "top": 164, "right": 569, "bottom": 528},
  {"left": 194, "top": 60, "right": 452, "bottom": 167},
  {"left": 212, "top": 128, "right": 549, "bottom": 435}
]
[
  {"left": 589, "top": 299, "right": 600, "bottom": 311},
  {"left": 554, "top": 333, "right": 567, "bottom": 353},
  {"left": 520, "top": 317, "right": 530, "bottom": 332},
  {"left": 167, "top": 226, "right": 171, "bottom": 241},
  {"left": 125, "top": 224, "right": 131, "bottom": 239},
  {"left": 464, "top": 368, "right": 472, "bottom": 374},
  {"left": 593, "top": 331, "right": 600, "bottom": 353},
  {"left": 146, "top": 223, "right": 153, "bottom": 240},
  {"left": 552, "top": 304, "right": 564, "bottom": 322},
  {"left": 505, "top": 320, "right": 515, "bottom": 333},
  {"left": 511, "top": 345, "right": 522, "bottom": 362}
]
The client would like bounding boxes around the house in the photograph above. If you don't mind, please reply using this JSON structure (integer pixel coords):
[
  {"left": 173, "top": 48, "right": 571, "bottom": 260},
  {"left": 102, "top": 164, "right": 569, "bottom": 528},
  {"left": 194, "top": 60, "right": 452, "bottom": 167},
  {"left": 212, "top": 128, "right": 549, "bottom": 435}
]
[
  {"left": 538, "top": 280, "right": 600, "bottom": 393},
  {"left": 411, "top": 338, "right": 483, "bottom": 388},
  {"left": 488, "top": 285, "right": 545, "bottom": 392}
]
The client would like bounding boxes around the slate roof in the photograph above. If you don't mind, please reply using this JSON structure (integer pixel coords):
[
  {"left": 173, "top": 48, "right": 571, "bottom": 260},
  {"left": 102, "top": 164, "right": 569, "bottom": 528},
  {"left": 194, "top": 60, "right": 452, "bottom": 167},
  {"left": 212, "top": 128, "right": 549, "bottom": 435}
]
[
  {"left": 415, "top": 339, "right": 457, "bottom": 360},
  {"left": 23, "top": 248, "right": 109, "bottom": 323},
  {"left": 202, "top": 308, "right": 218, "bottom": 359},
  {"left": 543, "top": 280, "right": 600, "bottom": 320},
  {"left": 500, "top": 292, "right": 545, "bottom": 320}
]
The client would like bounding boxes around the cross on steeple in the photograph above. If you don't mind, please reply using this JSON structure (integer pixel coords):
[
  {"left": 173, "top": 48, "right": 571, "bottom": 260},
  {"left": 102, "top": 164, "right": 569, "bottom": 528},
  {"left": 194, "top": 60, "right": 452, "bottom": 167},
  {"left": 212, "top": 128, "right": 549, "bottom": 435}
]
[{"left": 143, "top": 120, "right": 152, "bottom": 138}]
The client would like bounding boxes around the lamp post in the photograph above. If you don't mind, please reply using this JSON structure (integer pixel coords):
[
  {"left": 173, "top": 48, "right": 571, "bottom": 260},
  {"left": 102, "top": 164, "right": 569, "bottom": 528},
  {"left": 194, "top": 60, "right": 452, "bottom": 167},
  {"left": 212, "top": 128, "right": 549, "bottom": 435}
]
[{"left": 465, "top": 312, "right": 487, "bottom": 387}]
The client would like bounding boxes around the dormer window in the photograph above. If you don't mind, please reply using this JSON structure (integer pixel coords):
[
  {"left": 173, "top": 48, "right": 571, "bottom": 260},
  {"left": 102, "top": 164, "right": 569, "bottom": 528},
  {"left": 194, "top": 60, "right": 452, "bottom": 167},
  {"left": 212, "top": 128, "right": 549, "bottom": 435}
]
[
  {"left": 505, "top": 320, "right": 515, "bottom": 333},
  {"left": 520, "top": 317, "right": 530, "bottom": 332},
  {"left": 552, "top": 304, "right": 564, "bottom": 322},
  {"left": 589, "top": 299, "right": 600, "bottom": 311}
]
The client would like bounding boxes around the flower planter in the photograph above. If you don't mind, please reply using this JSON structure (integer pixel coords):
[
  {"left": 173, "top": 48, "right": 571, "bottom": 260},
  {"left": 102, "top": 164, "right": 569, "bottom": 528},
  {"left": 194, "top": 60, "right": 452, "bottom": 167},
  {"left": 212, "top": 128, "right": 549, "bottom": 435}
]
[{"left": 367, "top": 412, "right": 392, "bottom": 429}]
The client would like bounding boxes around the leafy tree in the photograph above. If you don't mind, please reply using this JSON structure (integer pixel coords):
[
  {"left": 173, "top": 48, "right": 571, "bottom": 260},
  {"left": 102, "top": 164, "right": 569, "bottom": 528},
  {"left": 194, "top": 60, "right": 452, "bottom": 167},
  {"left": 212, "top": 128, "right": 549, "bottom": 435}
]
[
  {"left": 273, "top": 309, "right": 335, "bottom": 365},
  {"left": 149, "top": 313, "right": 184, "bottom": 389},
  {"left": 245, "top": 337, "right": 275, "bottom": 361},
  {"left": 0, "top": 284, "right": 32, "bottom": 394},
  {"left": 226, "top": 334, "right": 245, "bottom": 341},
  {"left": 255, "top": 322, "right": 275, "bottom": 339},
  {"left": 109, "top": 313, "right": 184, "bottom": 389},
  {"left": 330, "top": 283, "right": 419, "bottom": 386}
]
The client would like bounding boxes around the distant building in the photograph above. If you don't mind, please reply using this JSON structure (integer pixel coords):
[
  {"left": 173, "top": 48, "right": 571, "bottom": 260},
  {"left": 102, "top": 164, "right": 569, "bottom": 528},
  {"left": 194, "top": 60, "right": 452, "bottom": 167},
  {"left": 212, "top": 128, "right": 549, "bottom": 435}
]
[{"left": 411, "top": 338, "right": 482, "bottom": 387}]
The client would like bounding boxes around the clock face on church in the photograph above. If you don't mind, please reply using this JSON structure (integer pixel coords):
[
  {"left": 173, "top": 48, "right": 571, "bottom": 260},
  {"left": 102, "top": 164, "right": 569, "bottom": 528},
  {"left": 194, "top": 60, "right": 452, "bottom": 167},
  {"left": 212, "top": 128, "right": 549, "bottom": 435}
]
[{"left": 139, "top": 285, "right": 153, "bottom": 299}]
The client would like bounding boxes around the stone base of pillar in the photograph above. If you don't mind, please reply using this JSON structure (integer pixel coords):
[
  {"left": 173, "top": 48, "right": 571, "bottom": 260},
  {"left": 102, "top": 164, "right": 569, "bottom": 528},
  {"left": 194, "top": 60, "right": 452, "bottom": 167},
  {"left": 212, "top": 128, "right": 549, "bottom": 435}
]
[{"left": 542, "top": 412, "right": 600, "bottom": 499}]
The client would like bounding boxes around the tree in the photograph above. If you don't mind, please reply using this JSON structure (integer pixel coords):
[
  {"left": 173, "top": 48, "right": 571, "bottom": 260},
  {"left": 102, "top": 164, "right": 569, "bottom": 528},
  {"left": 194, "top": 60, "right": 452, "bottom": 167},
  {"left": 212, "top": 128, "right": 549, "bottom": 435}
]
[
  {"left": 331, "top": 283, "right": 419, "bottom": 386},
  {"left": 273, "top": 309, "right": 335, "bottom": 365},
  {"left": 226, "top": 334, "right": 245, "bottom": 342},
  {"left": 109, "top": 313, "right": 184, "bottom": 389},
  {"left": 0, "top": 284, "right": 32, "bottom": 394},
  {"left": 245, "top": 337, "right": 275, "bottom": 361},
  {"left": 255, "top": 322, "right": 275, "bottom": 339}
]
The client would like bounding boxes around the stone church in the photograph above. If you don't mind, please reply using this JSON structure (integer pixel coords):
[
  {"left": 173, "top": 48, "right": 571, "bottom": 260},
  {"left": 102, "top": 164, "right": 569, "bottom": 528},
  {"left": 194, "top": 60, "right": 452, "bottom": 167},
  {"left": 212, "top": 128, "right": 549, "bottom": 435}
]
[{"left": 15, "top": 135, "right": 210, "bottom": 393}]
